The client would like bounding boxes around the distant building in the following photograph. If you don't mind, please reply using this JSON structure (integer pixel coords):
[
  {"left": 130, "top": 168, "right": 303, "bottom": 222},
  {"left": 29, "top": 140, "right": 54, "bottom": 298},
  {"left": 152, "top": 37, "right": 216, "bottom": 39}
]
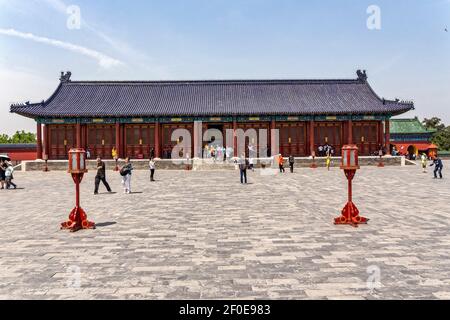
[
  {"left": 390, "top": 118, "right": 438, "bottom": 158},
  {"left": 11, "top": 70, "right": 414, "bottom": 160},
  {"left": 0, "top": 144, "right": 37, "bottom": 162}
]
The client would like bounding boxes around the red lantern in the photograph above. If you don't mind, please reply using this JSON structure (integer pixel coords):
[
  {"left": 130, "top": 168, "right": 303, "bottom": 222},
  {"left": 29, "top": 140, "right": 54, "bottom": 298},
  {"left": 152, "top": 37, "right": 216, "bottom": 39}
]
[
  {"left": 61, "top": 148, "right": 95, "bottom": 232},
  {"left": 334, "top": 144, "right": 368, "bottom": 227}
]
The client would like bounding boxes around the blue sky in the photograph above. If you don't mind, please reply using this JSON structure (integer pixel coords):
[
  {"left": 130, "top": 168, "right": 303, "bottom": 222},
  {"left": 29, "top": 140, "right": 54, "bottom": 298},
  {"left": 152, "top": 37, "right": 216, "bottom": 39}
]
[{"left": 0, "top": 0, "right": 449, "bottom": 135}]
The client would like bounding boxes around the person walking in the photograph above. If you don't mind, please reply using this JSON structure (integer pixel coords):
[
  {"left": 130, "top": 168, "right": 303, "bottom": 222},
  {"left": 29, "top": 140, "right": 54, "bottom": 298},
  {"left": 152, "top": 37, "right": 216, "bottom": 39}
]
[
  {"left": 430, "top": 156, "right": 444, "bottom": 179},
  {"left": 120, "top": 157, "right": 133, "bottom": 193},
  {"left": 421, "top": 153, "right": 428, "bottom": 173},
  {"left": 111, "top": 147, "right": 118, "bottom": 161},
  {"left": 278, "top": 154, "right": 285, "bottom": 173},
  {"left": 5, "top": 162, "right": 17, "bottom": 189},
  {"left": 149, "top": 157, "right": 156, "bottom": 181},
  {"left": 249, "top": 157, "right": 255, "bottom": 172},
  {"left": 326, "top": 153, "right": 332, "bottom": 171},
  {"left": 239, "top": 155, "right": 248, "bottom": 184},
  {"left": 94, "top": 157, "right": 112, "bottom": 194},
  {"left": 288, "top": 155, "right": 295, "bottom": 173},
  {"left": 0, "top": 160, "right": 6, "bottom": 190}
]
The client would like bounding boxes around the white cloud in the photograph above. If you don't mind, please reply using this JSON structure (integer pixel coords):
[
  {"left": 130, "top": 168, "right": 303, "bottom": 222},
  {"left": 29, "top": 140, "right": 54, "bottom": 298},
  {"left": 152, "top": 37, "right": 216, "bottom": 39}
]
[{"left": 0, "top": 28, "right": 123, "bottom": 69}]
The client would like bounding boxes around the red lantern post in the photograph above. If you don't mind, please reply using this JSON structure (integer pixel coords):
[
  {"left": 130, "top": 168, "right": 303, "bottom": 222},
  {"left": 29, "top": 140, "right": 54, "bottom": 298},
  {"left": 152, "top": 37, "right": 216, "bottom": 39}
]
[
  {"left": 61, "top": 148, "right": 95, "bottom": 232},
  {"left": 43, "top": 154, "right": 49, "bottom": 172},
  {"left": 334, "top": 144, "right": 368, "bottom": 227},
  {"left": 310, "top": 151, "right": 317, "bottom": 169}
]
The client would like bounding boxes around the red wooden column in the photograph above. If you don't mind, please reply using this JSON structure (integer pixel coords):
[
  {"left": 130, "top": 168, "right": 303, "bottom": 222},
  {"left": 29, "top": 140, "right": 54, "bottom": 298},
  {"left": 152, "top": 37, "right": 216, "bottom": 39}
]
[
  {"left": 115, "top": 122, "right": 120, "bottom": 157},
  {"left": 36, "top": 122, "right": 43, "bottom": 159},
  {"left": 385, "top": 119, "right": 391, "bottom": 155},
  {"left": 233, "top": 120, "right": 238, "bottom": 157},
  {"left": 81, "top": 125, "right": 86, "bottom": 150},
  {"left": 378, "top": 121, "right": 384, "bottom": 148},
  {"left": 154, "top": 121, "right": 161, "bottom": 158},
  {"left": 347, "top": 120, "right": 353, "bottom": 144},
  {"left": 270, "top": 119, "right": 276, "bottom": 156},
  {"left": 76, "top": 122, "right": 81, "bottom": 148},
  {"left": 309, "top": 120, "right": 315, "bottom": 156},
  {"left": 43, "top": 124, "right": 49, "bottom": 158}
]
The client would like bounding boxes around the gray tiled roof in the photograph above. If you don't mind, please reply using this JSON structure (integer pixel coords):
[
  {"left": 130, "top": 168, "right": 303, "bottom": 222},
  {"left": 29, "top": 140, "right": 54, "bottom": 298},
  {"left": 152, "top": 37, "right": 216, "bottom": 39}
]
[{"left": 10, "top": 75, "right": 414, "bottom": 118}]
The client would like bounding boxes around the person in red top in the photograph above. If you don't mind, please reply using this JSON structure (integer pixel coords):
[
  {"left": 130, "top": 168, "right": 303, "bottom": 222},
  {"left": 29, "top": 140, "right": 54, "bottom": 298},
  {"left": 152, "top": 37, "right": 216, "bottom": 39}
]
[{"left": 278, "top": 154, "right": 285, "bottom": 173}]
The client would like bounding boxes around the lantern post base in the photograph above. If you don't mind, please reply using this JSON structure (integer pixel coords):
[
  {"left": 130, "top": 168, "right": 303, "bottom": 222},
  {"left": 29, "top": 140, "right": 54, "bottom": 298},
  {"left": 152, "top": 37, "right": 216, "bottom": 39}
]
[
  {"left": 334, "top": 201, "right": 368, "bottom": 227},
  {"left": 43, "top": 160, "right": 49, "bottom": 172},
  {"left": 61, "top": 206, "right": 96, "bottom": 232},
  {"left": 310, "top": 157, "right": 317, "bottom": 169}
]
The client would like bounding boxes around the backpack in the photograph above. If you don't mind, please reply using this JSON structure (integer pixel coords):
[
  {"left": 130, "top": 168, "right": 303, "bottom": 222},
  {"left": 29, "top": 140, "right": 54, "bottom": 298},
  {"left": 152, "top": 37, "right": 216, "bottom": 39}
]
[{"left": 120, "top": 167, "right": 129, "bottom": 176}]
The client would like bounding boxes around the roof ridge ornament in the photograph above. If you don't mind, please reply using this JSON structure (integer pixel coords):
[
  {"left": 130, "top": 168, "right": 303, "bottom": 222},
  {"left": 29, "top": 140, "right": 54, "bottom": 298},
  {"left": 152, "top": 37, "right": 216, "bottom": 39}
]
[
  {"left": 60, "top": 71, "right": 72, "bottom": 83},
  {"left": 356, "top": 70, "right": 368, "bottom": 83}
]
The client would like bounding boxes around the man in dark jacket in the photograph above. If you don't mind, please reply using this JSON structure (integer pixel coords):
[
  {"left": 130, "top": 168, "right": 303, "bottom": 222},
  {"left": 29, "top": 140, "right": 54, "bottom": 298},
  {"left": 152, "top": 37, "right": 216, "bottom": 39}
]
[
  {"left": 288, "top": 155, "right": 295, "bottom": 173},
  {"left": 239, "top": 155, "right": 248, "bottom": 184},
  {"left": 94, "top": 157, "right": 112, "bottom": 194},
  {"left": 430, "top": 157, "right": 444, "bottom": 179}
]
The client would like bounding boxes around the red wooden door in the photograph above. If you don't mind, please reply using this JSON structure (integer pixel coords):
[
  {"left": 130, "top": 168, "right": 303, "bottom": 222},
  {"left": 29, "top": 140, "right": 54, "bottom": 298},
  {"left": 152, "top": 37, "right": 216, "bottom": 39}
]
[
  {"left": 314, "top": 122, "right": 342, "bottom": 156},
  {"left": 236, "top": 122, "right": 270, "bottom": 157},
  {"left": 277, "top": 122, "right": 307, "bottom": 156},
  {"left": 49, "top": 125, "right": 75, "bottom": 159},
  {"left": 353, "top": 122, "right": 379, "bottom": 156},
  {"left": 162, "top": 124, "right": 193, "bottom": 159},
  {"left": 87, "top": 125, "right": 115, "bottom": 159},
  {"left": 125, "top": 124, "right": 155, "bottom": 159}
]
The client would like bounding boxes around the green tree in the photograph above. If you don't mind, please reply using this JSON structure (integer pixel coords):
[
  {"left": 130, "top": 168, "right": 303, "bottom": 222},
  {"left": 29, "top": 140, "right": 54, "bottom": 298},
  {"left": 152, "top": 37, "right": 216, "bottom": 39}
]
[
  {"left": 432, "top": 126, "right": 450, "bottom": 151},
  {"left": 9, "top": 131, "right": 36, "bottom": 143},
  {"left": 0, "top": 134, "right": 10, "bottom": 143},
  {"left": 422, "top": 117, "right": 445, "bottom": 131}
]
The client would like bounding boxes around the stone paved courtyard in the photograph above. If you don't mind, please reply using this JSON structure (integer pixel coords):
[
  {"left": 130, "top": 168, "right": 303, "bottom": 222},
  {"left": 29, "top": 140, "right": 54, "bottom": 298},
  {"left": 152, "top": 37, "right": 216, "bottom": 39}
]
[{"left": 0, "top": 162, "right": 449, "bottom": 300}]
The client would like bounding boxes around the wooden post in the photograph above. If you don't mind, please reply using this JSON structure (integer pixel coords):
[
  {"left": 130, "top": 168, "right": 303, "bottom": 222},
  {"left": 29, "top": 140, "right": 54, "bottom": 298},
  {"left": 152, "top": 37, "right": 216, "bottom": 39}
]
[
  {"left": 348, "top": 120, "right": 353, "bottom": 144},
  {"left": 36, "top": 122, "right": 43, "bottom": 159},
  {"left": 154, "top": 121, "right": 161, "bottom": 158},
  {"left": 385, "top": 119, "right": 391, "bottom": 155},
  {"left": 76, "top": 122, "right": 81, "bottom": 148},
  {"left": 115, "top": 122, "right": 120, "bottom": 157},
  {"left": 309, "top": 120, "right": 315, "bottom": 156},
  {"left": 233, "top": 120, "right": 238, "bottom": 157},
  {"left": 270, "top": 119, "right": 276, "bottom": 156},
  {"left": 43, "top": 124, "right": 49, "bottom": 158}
]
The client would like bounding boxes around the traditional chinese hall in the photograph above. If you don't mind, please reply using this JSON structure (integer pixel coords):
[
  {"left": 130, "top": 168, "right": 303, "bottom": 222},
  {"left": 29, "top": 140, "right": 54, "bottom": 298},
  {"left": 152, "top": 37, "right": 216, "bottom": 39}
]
[{"left": 10, "top": 70, "right": 414, "bottom": 160}]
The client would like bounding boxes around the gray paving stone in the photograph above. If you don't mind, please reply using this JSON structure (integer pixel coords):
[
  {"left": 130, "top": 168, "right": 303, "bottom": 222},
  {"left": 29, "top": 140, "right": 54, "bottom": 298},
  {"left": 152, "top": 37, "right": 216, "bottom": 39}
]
[{"left": 0, "top": 162, "right": 449, "bottom": 299}]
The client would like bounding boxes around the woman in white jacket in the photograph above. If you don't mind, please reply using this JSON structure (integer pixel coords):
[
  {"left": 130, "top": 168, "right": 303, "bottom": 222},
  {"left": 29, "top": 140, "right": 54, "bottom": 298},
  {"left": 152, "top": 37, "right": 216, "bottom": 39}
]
[{"left": 5, "top": 162, "right": 17, "bottom": 189}]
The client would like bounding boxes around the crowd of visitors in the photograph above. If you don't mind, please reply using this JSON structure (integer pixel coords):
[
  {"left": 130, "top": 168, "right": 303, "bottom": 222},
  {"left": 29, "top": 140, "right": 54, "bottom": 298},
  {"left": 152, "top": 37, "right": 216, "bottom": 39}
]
[{"left": 0, "top": 159, "right": 17, "bottom": 189}]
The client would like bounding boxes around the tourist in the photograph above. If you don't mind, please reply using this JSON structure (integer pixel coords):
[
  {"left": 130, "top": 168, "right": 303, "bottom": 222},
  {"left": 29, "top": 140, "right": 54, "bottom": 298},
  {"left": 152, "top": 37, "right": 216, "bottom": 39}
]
[
  {"left": 5, "top": 161, "right": 17, "bottom": 189},
  {"left": 326, "top": 153, "right": 331, "bottom": 171},
  {"left": 120, "top": 157, "right": 133, "bottom": 193},
  {"left": 249, "top": 157, "right": 255, "bottom": 171},
  {"left": 430, "top": 156, "right": 444, "bottom": 179},
  {"left": 278, "top": 154, "right": 285, "bottom": 173},
  {"left": 421, "top": 153, "right": 428, "bottom": 173},
  {"left": 0, "top": 160, "right": 6, "bottom": 189},
  {"left": 149, "top": 157, "right": 156, "bottom": 181},
  {"left": 239, "top": 154, "right": 248, "bottom": 184},
  {"left": 318, "top": 145, "right": 324, "bottom": 157},
  {"left": 94, "top": 157, "right": 112, "bottom": 195},
  {"left": 112, "top": 147, "right": 118, "bottom": 161},
  {"left": 289, "top": 155, "right": 295, "bottom": 173},
  {"left": 149, "top": 147, "right": 155, "bottom": 159},
  {"left": 86, "top": 148, "right": 91, "bottom": 159}
]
